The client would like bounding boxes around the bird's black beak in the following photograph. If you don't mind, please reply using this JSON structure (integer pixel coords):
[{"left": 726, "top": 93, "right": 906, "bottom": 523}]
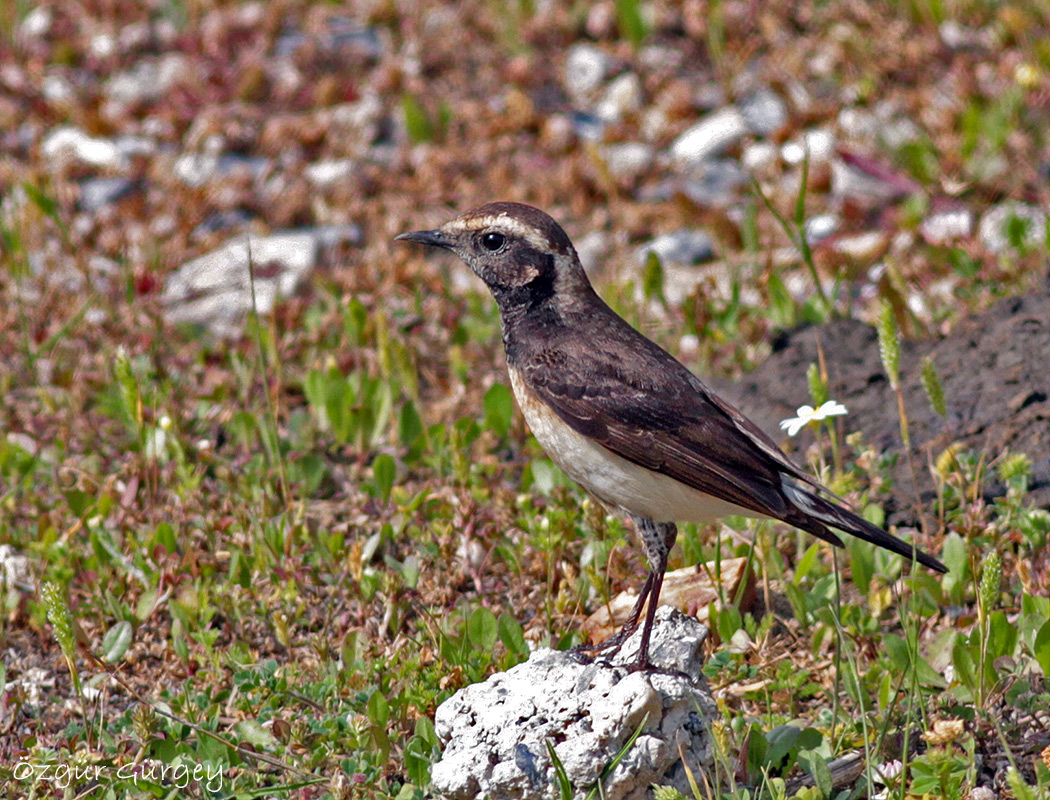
[{"left": 395, "top": 229, "right": 452, "bottom": 249}]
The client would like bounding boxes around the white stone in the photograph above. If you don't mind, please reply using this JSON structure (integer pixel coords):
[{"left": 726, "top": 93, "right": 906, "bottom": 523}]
[
  {"left": 635, "top": 230, "right": 715, "bottom": 267},
  {"left": 41, "top": 127, "right": 126, "bottom": 169},
  {"left": 979, "top": 202, "right": 1047, "bottom": 253},
  {"left": 430, "top": 607, "right": 715, "bottom": 800},
  {"left": 565, "top": 44, "right": 611, "bottom": 102},
  {"left": 305, "top": 159, "right": 355, "bottom": 186},
  {"left": 595, "top": 72, "right": 643, "bottom": 122},
  {"left": 162, "top": 226, "right": 359, "bottom": 335},
  {"left": 671, "top": 107, "right": 748, "bottom": 165},
  {"left": 19, "top": 7, "right": 52, "bottom": 37},
  {"left": 739, "top": 87, "right": 788, "bottom": 136},
  {"left": 804, "top": 214, "right": 838, "bottom": 242},
  {"left": 599, "top": 142, "right": 654, "bottom": 183},
  {"left": 782, "top": 128, "right": 836, "bottom": 165},
  {"left": 742, "top": 140, "right": 778, "bottom": 171},
  {"left": 920, "top": 208, "right": 974, "bottom": 244}
]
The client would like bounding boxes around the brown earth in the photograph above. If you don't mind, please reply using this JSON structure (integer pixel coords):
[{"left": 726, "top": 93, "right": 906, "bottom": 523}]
[{"left": 712, "top": 272, "right": 1050, "bottom": 520}]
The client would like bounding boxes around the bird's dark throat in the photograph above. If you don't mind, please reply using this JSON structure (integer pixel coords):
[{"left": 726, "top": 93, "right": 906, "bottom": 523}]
[{"left": 489, "top": 251, "right": 557, "bottom": 313}]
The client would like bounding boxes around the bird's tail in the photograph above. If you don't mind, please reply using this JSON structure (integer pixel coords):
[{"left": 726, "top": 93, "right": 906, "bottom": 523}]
[{"left": 781, "top": 479, "right": 947, "bottom": 573}]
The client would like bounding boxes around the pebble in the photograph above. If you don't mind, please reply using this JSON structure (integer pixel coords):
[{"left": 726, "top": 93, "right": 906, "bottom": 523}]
[
  {"left": 41, "top": 127, "right": 126, "bottom": 170},
  {"left": 681, "top": 159, "right": 748, "bottom": 206},
  {"left": 742, "top": 140, "right": 779, "bottom": 171},
  {"left": 173, "top": 152, "right": 270, "bottom": 187},
  {"left": 430, "top": 607, "right": 715, "bottom": 800},
  {"left": 978, "top": 202, "right": 1047, "bottom": 253},
  {"left": 305, "top": 159, "right": 355, "bottom": 186},
  {"left": 671, "top": 107, "right": 748, "bottom": 165},
  {"left": 163, "top": 226, "right": 360, "bottom": 335},
  {"left": 920, "top": 208, "right": 974, "bottom": 244},
  {"left": 739, "top": 87, "right": 788, "bottom": 136},
  {"left": 781, "top": 128, "right": 836, "bottom": 165},
  {"left": 599, "top": 142, "right": 653, "bottom": 184},
  {"left": 594, "top": 72, "right": 643, "bottom": 123},
  {"left": 78, "top": 177, "right": 137, "bottom": 212},
  {"left": 804, "top": 214, "right": 839, "bottom": 243},
  {"left": 635, "top": 230, "right": 715, "bottom": 266},
  {"left": 565, "top": 43, "right": 611, "bottom": 102}
]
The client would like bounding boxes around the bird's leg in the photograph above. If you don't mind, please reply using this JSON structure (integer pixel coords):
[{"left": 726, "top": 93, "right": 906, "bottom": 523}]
[
  {"left": 628, "top": 518, "right": 676, "bottom": 672},
  {"left": 571, "top": 570, "right": 655, "bottom": 661},
  {"left": 573, "top": 518, "right": 677, "bottom": 670}
]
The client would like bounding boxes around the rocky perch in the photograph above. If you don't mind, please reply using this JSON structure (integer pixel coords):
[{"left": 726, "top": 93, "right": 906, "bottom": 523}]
[{"left": 430, "top": 606, "right": 716, "bottom": 800}]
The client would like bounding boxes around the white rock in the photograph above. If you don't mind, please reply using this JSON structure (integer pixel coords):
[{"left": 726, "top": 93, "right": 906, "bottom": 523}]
[
  {"left": 41, "top": 127, "right": 126, "bottom": 170},
  {"left": 305, "top": 159, "right": 355, "bottom": 186},
  {"left": 595, "top": 72, "right": 643, "bottom": 122},
  {"left": 979, "top": 202, "right": 1047, "bottom": 253},
  {"left": 0, "top": 543, "right": 32, "bottom": 588},
  {"left": 162, "top": 226, "right": 360, "bottom": 336},
  {"left": 672, "top": 107, "right": 748, "bottom": 165},
  {"left": 574, "top": 230, "right": 613, "bottom": 277},
  {"left": 920, "top": 208, "right": 974, "bottom": 244},
  {"left": 41, "top": 74, "right": 74, "bottom": 103},
  {"left": 430, "top": 607, "right": 715, "bottom": 800},
  {"left": 739, "top": 87, "right": 788, "bottom": 136},
  {"left": 635, "top": 230, "right": 715, "bottom": 267},
  {"left": 832, "top": 231, "right": 887, "bottom": 260},
  {"left": 804, "top": 214, "right": 838, "bottom": 242},
  {"left": 742, "top": 140, "right": 778, "bottom": 171},
  {"left": 19, "top": 6, "right": 52, "bottom": 37},
  {"left": 781, "top": 128, "right": 836, "bottom": 165},
  {"left": 599, "top": 142, "right": 654, "bottom": 184},
  {"left": 565, "top": 44, "right": 611, "bottom": 102},
  {"left": 830, "top": 159, "right": 903, "bottom": 203}
]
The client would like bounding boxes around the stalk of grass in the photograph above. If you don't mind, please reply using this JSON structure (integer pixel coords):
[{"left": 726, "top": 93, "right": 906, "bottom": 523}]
[
  {"left": 876, "top": 300, "right": 928, "bottom": 542},
  {"left": 752, "top": 152, "right": 834, "bottom": 320},
  {"left": 976, "top": 550, "right": 1001, "bottom": 708},
  {"left": 246, "top": 239, "right": 293, "bottom": 516}
]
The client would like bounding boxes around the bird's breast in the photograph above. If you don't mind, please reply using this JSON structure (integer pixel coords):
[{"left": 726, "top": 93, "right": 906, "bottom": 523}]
[{"left": 507, "top": 367, "right": 753, "bottom": 523}]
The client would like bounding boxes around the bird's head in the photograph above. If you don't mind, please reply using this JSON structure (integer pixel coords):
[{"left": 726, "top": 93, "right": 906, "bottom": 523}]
[{"left": 396, "top": 202, "right": 589, "bottom": 309}]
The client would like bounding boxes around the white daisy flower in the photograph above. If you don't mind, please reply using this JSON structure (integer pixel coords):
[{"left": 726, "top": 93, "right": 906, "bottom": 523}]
[{"left": 779, "top": 400, "right": 848, "bottom": 436}]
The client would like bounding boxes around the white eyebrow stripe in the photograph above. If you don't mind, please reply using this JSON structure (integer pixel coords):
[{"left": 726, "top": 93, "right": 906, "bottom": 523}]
[{"left": 441, "top": 214, "right": 553, "bottom": 251}]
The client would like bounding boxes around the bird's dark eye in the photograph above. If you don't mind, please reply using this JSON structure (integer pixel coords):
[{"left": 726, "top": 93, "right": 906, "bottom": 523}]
[{"left": 481, "top": 232, "right": 506, "bottom": 252}]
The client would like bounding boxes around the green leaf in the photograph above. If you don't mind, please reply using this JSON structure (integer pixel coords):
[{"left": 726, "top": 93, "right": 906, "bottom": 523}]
[
  {"left": 882, "top": 633, "right": 912, "bottom": 672},
  {"left": 951, "top": 637, "right": 977, "bottom": 693},
  {"left": 400, "top": 400, "right": 424, "bottom": 451},
  {"left": 402, "top": 92, "right": 434, "bottom": 143},
  {"left": 797, "top": 749, "right": 833, "bottom": 798},
  {"left": 483, "top": 383, "right": 514, "bottom": 438},
  {"left": 367, "top": 689, "right": 390, "bottom": 726},
  {"left": 405, "top": 734, "right": 433, "bottom": 787},
  {"left": 615, "top": 0, "right": 648, "bottom": 47},
  {"left": 642, "top": 250, "right": 665, "bottom": 306},
  {"left": 498, "top": 613, "right": 528, "bottom": 658},
  {"left": 234, "top": 719, "right": 278, "bottom": 750},
  {"left": 372, "top": 453, "right": 396, "bottom": 503},
  {"left": 151, "top": 521, "right": 176, "bottom": 554},
  {"left": 102, "top": 621, "right": 134, "bottom": 662},
  {"left": 546, "top": 740, "right": 573, "bottom": 800},
  {"left": 467, "top": 606, "right": 498, "bottom": 651},
  {"left": 1032, "top": 619, "right": 1050, "bottom": 676},
  {"left": 985, "top": 610, "right": 1017, "bottom": 661}
]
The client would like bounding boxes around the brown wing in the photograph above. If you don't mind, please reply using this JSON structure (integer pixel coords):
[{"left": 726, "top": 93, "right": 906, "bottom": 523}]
[{"left": 519, "top": 337, "right": 811, "bottom": 520}]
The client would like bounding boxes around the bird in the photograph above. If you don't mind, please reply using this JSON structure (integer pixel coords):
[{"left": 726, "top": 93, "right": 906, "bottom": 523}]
[{"left": 396, "top": 202, "right": 947, "bottom": 671}]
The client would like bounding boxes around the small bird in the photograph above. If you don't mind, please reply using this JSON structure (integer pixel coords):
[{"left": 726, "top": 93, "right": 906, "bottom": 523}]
[{"left": 397, "top": 202, "right": 946, "bottom": 671}]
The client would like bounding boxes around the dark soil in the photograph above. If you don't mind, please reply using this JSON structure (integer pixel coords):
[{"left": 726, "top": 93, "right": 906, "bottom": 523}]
[{"left": 712, "top": 273, "right": 1050, "bottom": 519}]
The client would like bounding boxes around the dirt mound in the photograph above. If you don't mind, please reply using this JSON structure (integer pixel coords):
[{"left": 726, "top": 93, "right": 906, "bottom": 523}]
[{"left": 712, "top": 277, "right": 1050, "bottom": 519}]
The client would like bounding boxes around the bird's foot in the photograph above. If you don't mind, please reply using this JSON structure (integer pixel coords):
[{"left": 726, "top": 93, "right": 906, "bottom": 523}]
[{"left": 569, "top": 623, "right": 638, "bottom": 664}]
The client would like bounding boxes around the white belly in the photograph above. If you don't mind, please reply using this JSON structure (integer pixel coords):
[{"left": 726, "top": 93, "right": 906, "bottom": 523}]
[{"left": 508, "top": 368, "right": 757, "bottom": 523}]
